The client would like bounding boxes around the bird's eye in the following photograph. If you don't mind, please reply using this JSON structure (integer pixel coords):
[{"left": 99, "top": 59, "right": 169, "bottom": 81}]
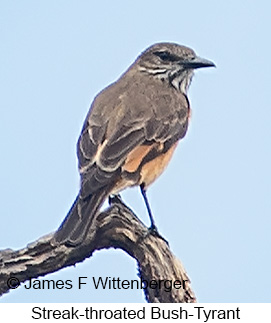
[
  {"left": 153, "top": 51, "right": 179, "bottom": 62},
  {"left": 153, "top": 51, "right": 171, "bottom": 60}
]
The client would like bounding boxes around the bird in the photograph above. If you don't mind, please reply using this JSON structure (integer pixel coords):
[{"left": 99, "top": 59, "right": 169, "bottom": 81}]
[{"left": 53, "top": 42, "right": 215, "bottom": 246}]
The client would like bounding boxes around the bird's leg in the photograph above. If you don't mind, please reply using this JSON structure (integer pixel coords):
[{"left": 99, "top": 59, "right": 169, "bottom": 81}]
[
  {"left": 140, "top": 184, "right": 169, "bottom": 245},
  {"left": 140, "top": 184, "right": 157, "bottom": 231}
]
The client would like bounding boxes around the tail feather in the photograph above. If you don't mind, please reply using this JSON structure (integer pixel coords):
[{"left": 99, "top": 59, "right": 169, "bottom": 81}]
[{"left": 53, "top": 189, "right": 109, "bottom": 246}]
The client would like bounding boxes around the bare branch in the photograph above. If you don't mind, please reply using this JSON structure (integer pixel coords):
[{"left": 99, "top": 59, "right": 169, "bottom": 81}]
[{"left": 0, "top": 197, "right": 196, "bottom": 302}]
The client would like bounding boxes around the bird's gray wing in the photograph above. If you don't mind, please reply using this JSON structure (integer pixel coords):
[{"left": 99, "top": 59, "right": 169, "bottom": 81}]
[{"left": 78, "top": 81, "right": 189, "bottom": 199}]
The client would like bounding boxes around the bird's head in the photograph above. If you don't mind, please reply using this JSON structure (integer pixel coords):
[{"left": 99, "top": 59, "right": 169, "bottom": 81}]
[{"left": 135, "top": 42, "right": 215, "bottom": 94}]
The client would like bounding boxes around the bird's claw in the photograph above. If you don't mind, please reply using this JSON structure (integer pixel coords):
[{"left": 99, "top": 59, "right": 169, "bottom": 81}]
[{"left": 147, "top": 225, "right": 169, "bottom": 246}]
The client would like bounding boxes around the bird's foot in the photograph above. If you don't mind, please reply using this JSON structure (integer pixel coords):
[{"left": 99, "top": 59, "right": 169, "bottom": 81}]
[
  {"left": 147, "top": 224, "right": 169, "bottom": 246},
  {"left": 108, "top": 194, "right": 123, "bottom": 205}
]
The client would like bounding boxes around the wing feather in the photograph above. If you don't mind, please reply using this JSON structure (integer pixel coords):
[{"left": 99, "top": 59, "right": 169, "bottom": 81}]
[{"left": 77, "top": 76, "right": 189, "bottom": 199}]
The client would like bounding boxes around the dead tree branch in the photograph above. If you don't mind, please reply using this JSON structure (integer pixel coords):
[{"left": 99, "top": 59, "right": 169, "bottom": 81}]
[{"left": 0, "top": 197, "right": 196, "bottom": 302}]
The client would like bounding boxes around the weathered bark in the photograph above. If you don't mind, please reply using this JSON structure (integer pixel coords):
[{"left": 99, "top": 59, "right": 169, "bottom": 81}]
[{"left": 0, "top": 197, "right": 196, "bottom": 302}]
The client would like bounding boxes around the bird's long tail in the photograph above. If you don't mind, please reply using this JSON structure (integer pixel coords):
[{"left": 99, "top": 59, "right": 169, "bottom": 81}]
[{"left": 53, "top": 188, "right": 109, "bottom": 246}]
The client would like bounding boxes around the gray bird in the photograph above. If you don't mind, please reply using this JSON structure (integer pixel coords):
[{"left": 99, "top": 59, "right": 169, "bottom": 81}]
[{"left": 54, "top": 42, "right": 215, "bottom": 246}]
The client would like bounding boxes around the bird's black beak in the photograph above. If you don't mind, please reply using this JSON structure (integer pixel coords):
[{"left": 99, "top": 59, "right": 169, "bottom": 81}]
[{"left": 182, "top": 56, "right": 216, "bottom": 69}]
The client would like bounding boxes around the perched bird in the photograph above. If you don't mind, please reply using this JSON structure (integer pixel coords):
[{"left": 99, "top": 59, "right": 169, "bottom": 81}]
[{"left": 54, "top": 42, "right": 215, "bottom": 246}]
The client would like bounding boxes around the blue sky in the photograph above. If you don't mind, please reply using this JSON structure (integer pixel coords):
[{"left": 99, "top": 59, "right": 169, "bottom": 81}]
[{"left": 0, "top": 0, "right": 270, "bottom": 302}]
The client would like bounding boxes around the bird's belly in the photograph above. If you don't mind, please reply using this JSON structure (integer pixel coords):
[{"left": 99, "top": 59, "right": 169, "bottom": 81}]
[
  {"left": 111, "top": 142, "right": 178, "bottom": 195},
  {"left": 139, "top": 142, "right": 178, "bottom": 188}
]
